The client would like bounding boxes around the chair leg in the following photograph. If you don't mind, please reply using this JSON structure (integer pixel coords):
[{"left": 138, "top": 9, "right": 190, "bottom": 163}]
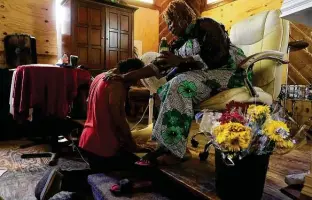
[
  {"left": 199, "top": 140, "right": 213, "bottom": 161},
  {"left": 48, "top": 152, "right": 59, "bottom": 166},
  {"left": 191, "top": 132, "right": 210, "bottom": 148}
]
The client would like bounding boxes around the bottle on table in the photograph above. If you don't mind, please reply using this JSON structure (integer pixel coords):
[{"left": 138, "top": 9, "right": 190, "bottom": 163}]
[
  {"left": 159, "top": 37, "right": 177, "bottom": 81},
  {"left": 159, "top": 37, "right": 169, "bottom": 53},
  {"left": 62, "top": 53, "right": 69, "bottom": 65}
]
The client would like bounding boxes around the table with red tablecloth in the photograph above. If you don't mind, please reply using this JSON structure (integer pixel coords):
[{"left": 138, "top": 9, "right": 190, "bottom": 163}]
[{"left": 10, "top": 65, "right": 91, "bottom": 121}]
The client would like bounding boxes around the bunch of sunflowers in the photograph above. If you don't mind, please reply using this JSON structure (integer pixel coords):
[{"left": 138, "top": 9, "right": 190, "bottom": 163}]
[{"left": 211, "top": 102, "right": 295, "bottom": 160}]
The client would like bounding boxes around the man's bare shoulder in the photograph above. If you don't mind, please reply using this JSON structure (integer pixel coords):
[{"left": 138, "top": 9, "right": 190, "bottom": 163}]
[{"left": 107, "top": 80, "right": 124, "bottom": 90}]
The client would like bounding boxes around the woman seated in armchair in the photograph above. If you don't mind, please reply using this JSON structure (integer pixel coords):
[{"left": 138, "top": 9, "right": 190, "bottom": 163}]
[{"left": 107, "top": 0, "right": 251, "bottom": 166}]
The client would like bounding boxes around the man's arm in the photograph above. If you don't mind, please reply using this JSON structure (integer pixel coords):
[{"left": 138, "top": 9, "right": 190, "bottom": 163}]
[{"left": 108, "top": 82, "right": 136, "bottom": 152}]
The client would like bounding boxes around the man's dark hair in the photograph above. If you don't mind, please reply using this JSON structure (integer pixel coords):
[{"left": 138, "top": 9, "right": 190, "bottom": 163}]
[{"left": 117, "top": 58, "right": 144, "bottom": 74}]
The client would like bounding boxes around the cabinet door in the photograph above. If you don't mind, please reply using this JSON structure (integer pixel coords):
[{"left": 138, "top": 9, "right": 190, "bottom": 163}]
[
  {"left": 119, "top": 11, "right": 132, "bottom": 61},
  {"left": 76, "top": 2, "right": 105, "bottom": 69},
  {"left": 106, "top": 8, "right": 133, "bottom": 70}
]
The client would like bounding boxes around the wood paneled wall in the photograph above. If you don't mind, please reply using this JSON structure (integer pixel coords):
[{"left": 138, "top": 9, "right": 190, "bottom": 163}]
[
  {"left": 0, "top": 0, "right": 160, "bottom": 68},
  {"left": 0, "top": 0, "right": 58, "bottom": 68},
  {"left": 202, "top": 0, "right": 283, "bottom": 31},
  {"left": 134, "top": 7, "right": 159, "bottom": 53},
  {"left": 288, "top": 22, "right": 312, "bottom": 85}
]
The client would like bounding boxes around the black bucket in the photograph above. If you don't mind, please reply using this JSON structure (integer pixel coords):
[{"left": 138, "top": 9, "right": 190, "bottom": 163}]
[{"left": 215, "top": 150, "right": 270, "bottom": 200}]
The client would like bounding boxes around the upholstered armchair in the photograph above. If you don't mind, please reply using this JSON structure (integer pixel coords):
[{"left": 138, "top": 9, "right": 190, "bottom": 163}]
[
  {"left": 131, "top": 10, "right": 290, "bottom": 151},
  {"left": 200, "top": 10, "right": 289, "bottom": 110}
]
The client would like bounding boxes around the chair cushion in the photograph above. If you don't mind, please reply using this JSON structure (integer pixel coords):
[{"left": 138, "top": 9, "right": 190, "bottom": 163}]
[
  {"left": 88, "top": 174, "right": 169, "bottom": 200},
  {"left": 200, "top": 87, "right": 273, "bottom": 110}
]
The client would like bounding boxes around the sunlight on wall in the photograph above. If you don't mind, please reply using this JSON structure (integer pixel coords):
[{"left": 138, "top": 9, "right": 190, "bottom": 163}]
[
  {"left": 139, "top": 0, "right": 154, "bottom": 3},
  {"left": 207, "top": 0, "right": 219, "bottom": 3},
  {"left": 202, "top": 0, "right": 282, "bottom": 30},
  {"left": 55, "top": 0, "right": 64, "bottom": 58},
  {"left": 134, "top": 7, "right": 159, "bottom": 53}
]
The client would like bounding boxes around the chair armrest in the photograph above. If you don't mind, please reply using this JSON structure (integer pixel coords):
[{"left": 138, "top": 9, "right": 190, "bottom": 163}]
[
  {"left": 239, "top": 50, "right": 289, "bottom": 70},
  {"left": 238, "top": 51, "right": 289, "bottom": 98},
  {"left": 288, "top": 40, "right": 309, "bottom": 52}
]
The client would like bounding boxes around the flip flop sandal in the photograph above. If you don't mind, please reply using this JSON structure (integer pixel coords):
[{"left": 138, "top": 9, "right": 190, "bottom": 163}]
[
  {"left": 135, "top": 159, "right": 156, "bottom": 167},
  {"left": 110, "top": 179, "right": 132, "bottom": 197},
  {"left": 110, "top": 179, "right": 153, "bottom": 196}
]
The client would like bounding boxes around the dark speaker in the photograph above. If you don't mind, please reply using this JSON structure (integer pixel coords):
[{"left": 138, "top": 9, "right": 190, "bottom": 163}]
[{"left": 4, "top": 34, "right": 37, "bottom": 68}]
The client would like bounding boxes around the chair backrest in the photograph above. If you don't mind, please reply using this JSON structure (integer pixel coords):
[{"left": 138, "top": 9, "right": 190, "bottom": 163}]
[
  {"left": 4, "top": 34, "right": 37, "bottom": 68},
  {"left": 229, "top": 10, "right": 289, "bottom": 100}
]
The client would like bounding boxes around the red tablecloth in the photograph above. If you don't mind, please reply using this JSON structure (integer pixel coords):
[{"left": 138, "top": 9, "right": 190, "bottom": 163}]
[{"left": 12, "top": 65, "right": 91, "bottom": 121}]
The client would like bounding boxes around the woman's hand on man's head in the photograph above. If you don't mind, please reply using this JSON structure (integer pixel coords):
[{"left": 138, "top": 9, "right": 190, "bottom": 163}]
[{"left": 157, "top": 51, "right": 184, "bottom": 66}]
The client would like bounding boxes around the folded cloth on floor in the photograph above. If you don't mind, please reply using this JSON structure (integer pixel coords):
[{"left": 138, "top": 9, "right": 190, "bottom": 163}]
[{"left": 285, "top": 171, "right": 310, "bottom": 186}]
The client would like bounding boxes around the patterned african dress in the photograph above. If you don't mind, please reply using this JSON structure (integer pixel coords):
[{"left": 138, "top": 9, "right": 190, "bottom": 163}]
[{"left": 150, "top": 18, "right": 252, "bottom": 158}]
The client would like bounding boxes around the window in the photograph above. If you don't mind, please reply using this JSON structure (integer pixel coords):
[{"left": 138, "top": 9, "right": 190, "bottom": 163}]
[
  {"left": 139, "top": 0, "right": 154, "bottom": 4},
  {"left": 205, "top": 0, "right": 235, "bottom": 10},
  {"left": 207, "top": 0, "right": 219, "bottom": 3},
  {"left": 123, "top": 0, "right": 157, "bottom": 10}
]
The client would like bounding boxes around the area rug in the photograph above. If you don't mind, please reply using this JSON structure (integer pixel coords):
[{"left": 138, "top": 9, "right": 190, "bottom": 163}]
[{"left": 0, "top": 140, "right": 88, "bottom": 200}]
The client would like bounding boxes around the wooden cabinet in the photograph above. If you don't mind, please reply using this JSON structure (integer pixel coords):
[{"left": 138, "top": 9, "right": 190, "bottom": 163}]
[
  {"left": 60, "top": 0, "right": 136, "bottom": 70},
  {"left": 106, "top": 8, "right": 133, "bottom": 69},
  {"left": 286, "top": 99, "right": 312, "bottom": 126}
]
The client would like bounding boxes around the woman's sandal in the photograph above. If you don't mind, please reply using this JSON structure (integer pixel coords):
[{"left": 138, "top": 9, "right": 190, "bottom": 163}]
[
  {"left": 135, "top": 158, "right": 157, "bottom": 167},
  {"left": 135, "top": 148, "right": 169, "bottom": 167},
  {"left": 110, "top": 179, "right": 152, "bottom": 197}
]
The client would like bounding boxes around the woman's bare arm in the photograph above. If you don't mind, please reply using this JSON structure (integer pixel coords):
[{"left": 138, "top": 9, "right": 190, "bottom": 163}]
[{"left": 123, "top": 65, "right": 157, "bottom": 82}]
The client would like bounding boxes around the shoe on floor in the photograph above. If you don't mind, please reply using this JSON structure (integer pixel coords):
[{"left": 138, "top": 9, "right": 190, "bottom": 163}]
[
  {"left": 285, "top": 171, "right": 310, "bottom": 185},
  {"left": 35, "top": 167, "right": 63, "bottom": 200}
]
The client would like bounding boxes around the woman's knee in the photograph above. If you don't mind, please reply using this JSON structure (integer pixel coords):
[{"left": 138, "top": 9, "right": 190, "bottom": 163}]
[{"left": 169, "top": 74, "right": 186, "bottom": 87}]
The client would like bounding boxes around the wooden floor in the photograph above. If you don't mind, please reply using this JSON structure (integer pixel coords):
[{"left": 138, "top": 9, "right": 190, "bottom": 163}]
[
  {"left": 75, "top": 119, "right": 311, "bottom": 199},
  {"left": 159, "top": 122, "right": 312, "bottom": 200}
]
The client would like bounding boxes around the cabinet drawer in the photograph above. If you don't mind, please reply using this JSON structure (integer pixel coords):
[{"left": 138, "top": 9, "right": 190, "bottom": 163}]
[{"left": 293, "top": 101, "right": 312, "bottom": 116}]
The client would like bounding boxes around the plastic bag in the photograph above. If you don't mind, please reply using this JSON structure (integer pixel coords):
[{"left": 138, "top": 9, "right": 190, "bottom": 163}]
[{"left": 197, "top": 110, "right": 222, "bottom": 133}]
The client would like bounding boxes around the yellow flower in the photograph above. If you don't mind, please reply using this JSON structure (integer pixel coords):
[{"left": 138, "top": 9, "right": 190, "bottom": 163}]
[
  {"left": 247, "top": 105, "right": 271, "bottom": 122},
  {"left": 263, "top": 120, "right": 290, "bottom": 142},
  {"left": 213, "top": 122, "right": 252, "bottom": 152}
]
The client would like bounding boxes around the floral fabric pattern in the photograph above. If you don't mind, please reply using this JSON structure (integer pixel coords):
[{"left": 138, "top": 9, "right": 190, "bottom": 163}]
[
  {"left": 151, "top": 18, "right": 251, "bottom": 158},
  {"left": 178, "top": 81, "right": 197, "bottom": 98},
  {"left": 154, "top": 71, "right": 212, "bottom": 158}
]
